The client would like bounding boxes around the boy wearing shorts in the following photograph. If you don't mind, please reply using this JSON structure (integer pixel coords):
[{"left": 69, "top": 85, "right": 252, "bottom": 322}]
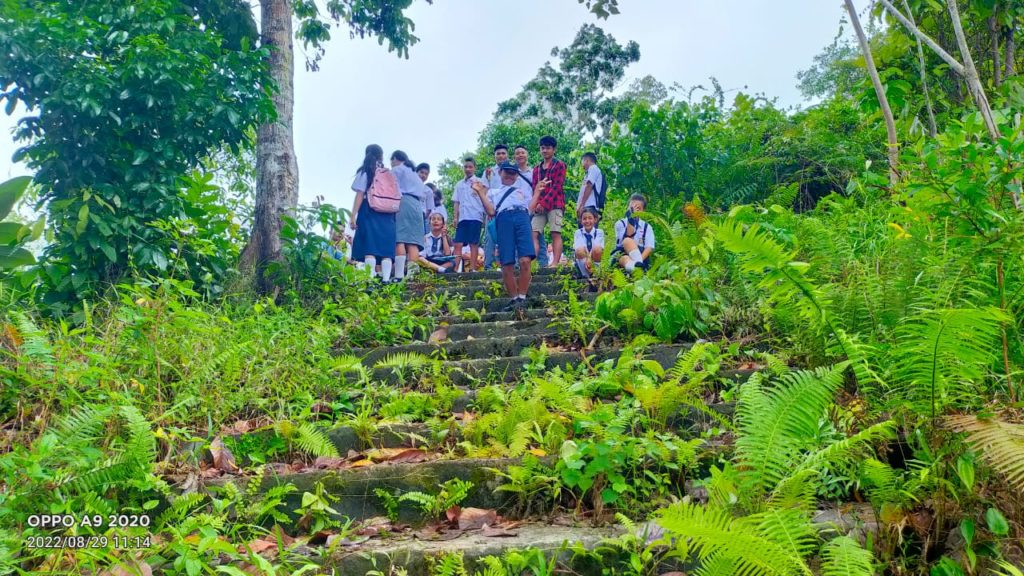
[{"left": 529, "top": 135, "right": 567, "bottom": 268}]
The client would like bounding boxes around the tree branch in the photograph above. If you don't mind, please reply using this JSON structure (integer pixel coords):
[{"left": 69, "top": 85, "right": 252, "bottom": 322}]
[{"left": 876, "top": 0, "right": 965, "bottom": 76}]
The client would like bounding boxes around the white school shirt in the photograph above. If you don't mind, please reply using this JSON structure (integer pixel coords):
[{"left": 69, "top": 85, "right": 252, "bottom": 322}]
[
  {"left": 391, "top": 164, "right": 427, "bottom": 200},
  {"left": 487, "top": 164, "right": 504, "bottom": 190},
  {"left": 454, "top": 176, "right": 487, "bottom": 222},
  {"left": 580, "top": 164, "right": 604, "bottom": 209},
  {"left": 488, "top": 181, "right": 531, "bottom": 214},
  {"left": 423, "top": 232, "right": 447, "bottom": 258},
  {"left": 573, "top": 227, "right": 605, "bottom": 252},
  {"left": 614, "top": 218, "right": 655, "bottom": 250},
  {"left": 352, "top": 170, "right": 369, "bottom": 193}
]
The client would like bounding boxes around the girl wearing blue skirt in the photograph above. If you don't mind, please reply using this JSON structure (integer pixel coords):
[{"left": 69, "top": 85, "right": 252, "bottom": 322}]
[{"left": 350, "top": 144, "right": 396, "bottom": 281}]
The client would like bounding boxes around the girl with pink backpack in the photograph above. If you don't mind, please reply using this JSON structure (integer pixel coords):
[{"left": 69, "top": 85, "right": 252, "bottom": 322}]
[{"left": 350, "top": 144, "right": 398, "bottom": 282}]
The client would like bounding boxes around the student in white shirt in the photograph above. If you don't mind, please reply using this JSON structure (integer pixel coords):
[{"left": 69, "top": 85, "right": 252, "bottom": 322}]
[
  {"left": 452, "top": 157, "right": 487, "bottom": 272},
  {"left": 613, "top": 194, "right": 656, "bottom": 273},
  {"left": 390, "top": 150, "right": 429, "bottom": 282},
  {"left": 418, "top": 212, "right": 455, "bottom": 273},
  {"left": 481, "top": 144, "right": 509, "bottom": 270},
  {"left": 470, "top": 161, "right": 540, "bottom": 311},
  {"left": 429, "top": 186, "right": 448, "bottom": 223},
  {"left": 576, "top": 151, "right": 605, "bottom": 221},
  {"left": 513, "top": 144, "right": 547, "bottom": 267},
  {"left": 416, "top": 162, "right": 433, "bottom": 233},
  {"left": 573, "top": 207, "right": 605, "bottom": 278}
]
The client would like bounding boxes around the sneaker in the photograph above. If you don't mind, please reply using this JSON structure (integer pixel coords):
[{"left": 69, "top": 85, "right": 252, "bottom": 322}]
[{"left": 502, "top": 298, "right": 520, "bottom": 312}]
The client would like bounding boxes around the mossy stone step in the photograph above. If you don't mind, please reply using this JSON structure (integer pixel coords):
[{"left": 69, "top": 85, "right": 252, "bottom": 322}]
[
  {"left": 408, "top": 279, "right": 571, "bottom": 300},
  {"left": 437, "top": 308, "right": 551, "bottom": 325},
  {"left": 353, "top": 330, "right": 560, "bottom": 365},
  {"left": 432, "top": 267, "right": 570, "bottom": 282},
  {"left": 445, "top": 292, "right": 598, "bottom": 315},
  {"left": 323, "top": 522, "right": 623, "bottom": 576},
  {"left": 361, "top": 343, "right": 690, "bottom": 387},
  {"left": 411, "top": 317, "right": 558, "bottom": 343}
]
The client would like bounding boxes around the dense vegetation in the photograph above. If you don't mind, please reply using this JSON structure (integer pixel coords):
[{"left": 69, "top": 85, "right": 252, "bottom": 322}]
[{"left": 3, "top": 1, "right": 1024, "bottom": 575}]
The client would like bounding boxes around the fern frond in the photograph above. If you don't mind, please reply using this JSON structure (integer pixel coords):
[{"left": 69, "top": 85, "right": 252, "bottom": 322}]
[
  {"left": 821, "top": 536, "right": 874, "bottom": 576},
  {"left": 288, "top": 422, "right": 339, "bottom": 459},
  {"left": 947, "top": 414, "right": 1024, "bottom": 492},
  {"left": 786, "top": 421, "right": 896, "bottom": 482},
  {"left": 858, "top": 459, "right": 900, "bottom": 506},
  {"left": 10, "top": 311, "right": 55, "bottom": 369},
  {"left": 748, "top": 507, "right": 817, "bottom": 560},
  {"left": 892, "top": 308, "right": 1005, "bottom": 417},
  {"left": 375, "top": 351, "right": 432, "bottom": 370},
  {"left": 991, "top": 560, "right": 1024, "bottom": 576},
  {"left": 734, "top": 364, "right": 846, "bottom": 495},
  {"left": 656, "top": 502, "right": 811, "bottom": 576}
]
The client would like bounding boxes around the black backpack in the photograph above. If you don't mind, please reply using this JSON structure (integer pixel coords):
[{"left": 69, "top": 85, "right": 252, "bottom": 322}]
[{"left": 593, "top": 171, "right": 608, "bottom": 213}]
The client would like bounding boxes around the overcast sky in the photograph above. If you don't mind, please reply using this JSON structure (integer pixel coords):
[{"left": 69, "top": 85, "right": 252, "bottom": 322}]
[{"left": 0, "top": 0, "right": 867, "bottom": 213}]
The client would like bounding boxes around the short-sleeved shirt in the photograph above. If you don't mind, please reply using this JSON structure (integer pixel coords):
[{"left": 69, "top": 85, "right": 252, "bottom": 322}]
[
  {"left": 614, "top": 218, "right": 655, "bottom": 250},
  {"left": 488, "top": 181, "right": 531, "bottom": 215},
  {"left": 453, "top": 176, "right": 487, "bottom": 222},
  {"left": 532, "top": 158, "right": 567, "bottom": 211},
  {"left": 580, "top": 164, "right": 604, "bottom": 209},
  {"left": 573, "top": 227, "right": 605, "bottom": 252},
  {"left": 422, "top": 232, "right": 448, "bottom": 258},
  {"left": 391, "top": 164, "right": 427, "bottom": 200},
  {"left": 487, "top": 164, "right": 504, "bottom": 190},
  {"left": 352, "top": 170, "right": 369, "bottom": 193}
]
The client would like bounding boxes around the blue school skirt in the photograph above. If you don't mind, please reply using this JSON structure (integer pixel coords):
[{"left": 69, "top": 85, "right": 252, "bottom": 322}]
[{"left": 351, "top": 199, "right": 396, "bottom": 261}]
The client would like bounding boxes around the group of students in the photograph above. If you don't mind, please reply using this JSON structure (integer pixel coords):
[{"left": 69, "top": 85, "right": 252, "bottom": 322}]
[{"left": 343, "top": 137, "right": 655, "bottom": 311}]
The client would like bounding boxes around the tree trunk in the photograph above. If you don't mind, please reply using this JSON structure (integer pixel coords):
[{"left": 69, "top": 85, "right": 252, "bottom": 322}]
[
  {"left": 1006, "top": 26, "right": 1016, "bottom": 78},
  {"left": 991, "top": 14, "right": 1002, "bottom": 87},
  {"left": 240, "top": 0, "right": 299, "bottom": 289},
  {"left": 903, "top": 0, "right": 937, "bottom": 137},
  {"left": 845, "top": 0, "right": 899, "bottom": 186},
  {"left": 947, "top": 0, "right": 999, "bottom": 139}
]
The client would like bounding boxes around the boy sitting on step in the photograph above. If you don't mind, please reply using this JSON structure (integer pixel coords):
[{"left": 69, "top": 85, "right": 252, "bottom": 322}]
[{"left": 612, "top": 194, "right": 655, "bottom": 273}]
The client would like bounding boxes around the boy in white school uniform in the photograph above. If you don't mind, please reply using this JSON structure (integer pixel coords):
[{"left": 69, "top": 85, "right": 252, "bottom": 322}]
[
  {"left": 452, "top": 157, "right": 487, "bottom": 272},
  {"left": 482, "top": 144, "right": 509, "bottom": 270},
  {"left": 612, "top": 194, "right": 656, "bottom": 273},
  {"left": 576, "top": 152, "right": 605, "bottom": 221},
  {"left": 470, "top": 161, "right": 539, "bottom": 311}
]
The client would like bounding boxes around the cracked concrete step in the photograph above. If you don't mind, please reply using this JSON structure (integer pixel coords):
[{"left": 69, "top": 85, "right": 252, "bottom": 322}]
[
  {"left": 436, "top": 307, "right": 551, "bottom": 325},
  {"left": 353, "top": 330, "right": 561, "bottom": 365},
  {"left": 362, "top": 343, "right": 690, "bottom": 387},
  {"left": 433, "top": 267, "right": 571, "bottom": 282},
  {"left": 324, "top": 522, "right": 624, "bottom": 576}
]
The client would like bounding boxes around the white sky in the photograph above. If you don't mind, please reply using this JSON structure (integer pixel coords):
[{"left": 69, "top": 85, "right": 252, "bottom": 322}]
[{"left": 0, "top": 0, "right": 866, "bottom": 214}]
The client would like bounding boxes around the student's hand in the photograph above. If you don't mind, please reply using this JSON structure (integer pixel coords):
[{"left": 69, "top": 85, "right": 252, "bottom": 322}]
[
  {"left": 350, "top": 217, "right": 357, "bottom": 230},
  {"left": 471, "top": 181, "right": 488, "bottom": 194},
  {"left": 576, "top": 206, "right": 583, "bottom": 221},
  {"left": 529, "top": 200, "right": 538, "bottom": 214},
  {"left": 485, "top": 167, "right": 492, "bottom": 179}
]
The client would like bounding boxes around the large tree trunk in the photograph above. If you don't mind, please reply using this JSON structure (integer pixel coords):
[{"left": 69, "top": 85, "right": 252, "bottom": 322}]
[
  {"left": 845, "top": 0, "right": 899, "bottom": 186},
  {"left": 947, "top": 0, "right": 999, "bottom": 139},
  {"left": 241, "top": 0, "right": 299, "bottom": 289}
]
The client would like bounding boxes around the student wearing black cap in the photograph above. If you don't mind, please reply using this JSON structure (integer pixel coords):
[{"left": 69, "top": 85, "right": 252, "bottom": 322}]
[{"left": 471, "top": 161, "right": 539, "bottom": 311}]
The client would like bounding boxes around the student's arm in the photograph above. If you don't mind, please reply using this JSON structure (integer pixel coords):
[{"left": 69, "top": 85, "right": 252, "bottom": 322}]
[
  {"left": 351, "top": 192, "right": 363, "bottom": 229},
  {"left": 471, "top": 180, "right": 495, "bottom": 216},
  {"left": 453, "top": 187, "right": 461, "bottom": 224},
  {"left": 529, "top": 179, "right": 546, "bottom": 214},
  {"left": 641, "top": 225, "right": 654, "bottom": 259},
  {"left": 578, "top": 181, "right": 593, "bottom": 216},
  {"left": 442, "top": 234, "right": 452, "bottom": 255}
]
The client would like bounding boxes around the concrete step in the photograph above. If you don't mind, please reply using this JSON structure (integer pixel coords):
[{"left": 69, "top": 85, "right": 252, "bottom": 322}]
[
  {"left": 355, "top": 330, "right": 560, "bottom": 365},
  {"left": 409, "top": 279, "right": 571, "bottom": 300},
  {"left": 323, "top": 522, "right": 623, "bottom": 576},
  {"left": 411, "top": 317, "right": 558, "bottom": 343},
  {"left": 437, "top": 307, "right": 552, "bottom": 325},
  {"left": 434, "top": 267, "right": 571, "bottom": 282},
  {"left": 362, "top": 343, "right": 690, "bottom": 387},
  {"left": 445, "top": 292, "right": 598, "bottom": 315}
]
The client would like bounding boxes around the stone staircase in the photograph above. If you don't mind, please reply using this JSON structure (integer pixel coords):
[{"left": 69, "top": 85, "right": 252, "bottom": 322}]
[{"left": 215, "top": 267, "right": 744, "bottom": 575}]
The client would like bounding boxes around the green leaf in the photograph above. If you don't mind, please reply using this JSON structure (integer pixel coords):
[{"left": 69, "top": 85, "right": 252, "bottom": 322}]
[
  {"left": 985, "top": 507, "right": 1009, "bottom": 537},
  {"left": 132, "top": 149, "right": 150, "bottom": 166},
  {"left": 0, "top": 245, "right": 35, "bottom": 268},
  {"left": 955, "top": 455, "right": 975, "bottom": 492},
  {"left": 76, "top": 204, "right": 90, "bottom": 235},
  {"left": 0, "top": 222, "right": 26, "bottom": 244},
  {"left": 0, "top": 176, "right": 32, "bottom": 220},
  {"left": 960, "top": 518, "right": 975, "bottom": 546}
]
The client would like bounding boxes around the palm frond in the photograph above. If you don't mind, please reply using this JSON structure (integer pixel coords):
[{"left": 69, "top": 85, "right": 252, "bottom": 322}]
[{"left": 947, "top": 414, "right": 1024, "bottom": 492}]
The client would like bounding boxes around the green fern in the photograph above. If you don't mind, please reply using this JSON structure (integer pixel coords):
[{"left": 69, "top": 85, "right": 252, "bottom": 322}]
[
  {"left": 9, "top": 311, "right": 55, "bottom": 369},
  {"left": 275, "top": 421, "right": 339, "bottom": 459},
  {"left": 655, "top": 501, "right": 812, "bottom": 576},
  {"left": 429, "top": 552, "right": 468, "bottom": 576},
  {"left": 820, "top": 536, "right": 874, "bottom": 576},
  {"left": 891, "top": 307, "right": 1005, "bottom": 418}
]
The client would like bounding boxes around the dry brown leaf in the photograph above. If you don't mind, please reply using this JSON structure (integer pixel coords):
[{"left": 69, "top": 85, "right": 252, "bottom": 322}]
[
  {"left": 200, "top": 468, "right": 223, "bottom": 479},
  {"left": 428, "top": 327, "right": 449, "bottom": 344},
  {"left": 313, "top": 456, "right": 348, "bottom": 470},
  {"left": 227, "top": 420, "right": 253, "bottom": 434},
  {"left": 326, "top": 533, "right": 370, "bottom": 547},
  {"left": 350, "top": 459, "right": 373, "bottom": 468},
  {"left": 356, "top": 516, "right": 394, "bottom": 537},
  {"left": 242, "top": 537, "right": 278, "bottom": 555},
  {"left": 209, "top": 436, "right": 237, "bottom": 472},
  {"left": 366, "top": 447, "right": 436, "bottom": 464},
  {"left": 456, "top": 507, "right": 498, "bottom": 531},
  {"left": 480, "top": 524, "right": 518, "bottom": 537}
]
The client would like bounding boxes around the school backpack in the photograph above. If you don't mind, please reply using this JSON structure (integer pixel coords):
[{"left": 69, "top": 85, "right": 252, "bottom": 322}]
[
  {"left": 366, "top": 167, "right": 401, "bottom": 214},
  {"left": 593, "top": 171, "right": 608, "bottom": 213}
]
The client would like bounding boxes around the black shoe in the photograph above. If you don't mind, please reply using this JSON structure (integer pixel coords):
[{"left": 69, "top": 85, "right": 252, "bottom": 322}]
[{"left": 502, "top": 298, "right": 519, "bottom": 312}]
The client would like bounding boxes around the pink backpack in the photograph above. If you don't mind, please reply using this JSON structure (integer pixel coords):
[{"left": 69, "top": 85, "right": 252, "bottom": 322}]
[{"left": 366, "top": 167, "right": 401, "bottom": 214}]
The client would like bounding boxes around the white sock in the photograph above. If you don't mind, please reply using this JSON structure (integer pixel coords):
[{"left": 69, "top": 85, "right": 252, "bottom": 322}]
[
  {"left": 381, "top": 258, "right": 393, "bottom": 282},
  {"left": 364, "top": 256, "right": 377, "bottom": 277},
  {"left": 395, "top": 255, "right": 407, "bottom": 279},
  {"left": 576, "top": 258, "right": 591, "bottom": 277},
  {"left": 407, "top": 262, "right": 419, "bottom": 278},
  {"left": 624, "top": 261, "right": 636, "bottom": 273},
  {"left": 628, "top": 248, "right": 643, "bottom": 263}
]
